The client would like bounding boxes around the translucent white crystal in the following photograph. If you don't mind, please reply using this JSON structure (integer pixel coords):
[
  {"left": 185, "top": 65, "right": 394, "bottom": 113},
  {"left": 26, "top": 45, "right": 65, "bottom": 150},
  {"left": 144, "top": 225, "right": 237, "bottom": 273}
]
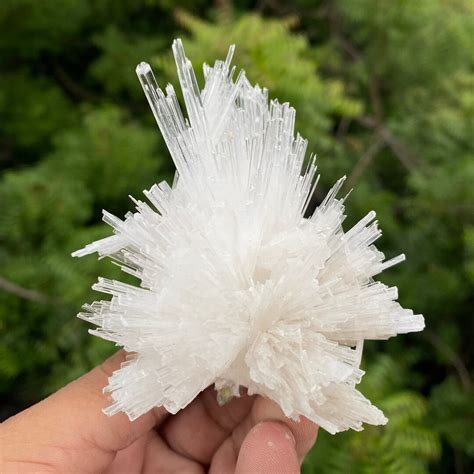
[{"left": 73, "top": 39, "right": 425, "bottom": 434}]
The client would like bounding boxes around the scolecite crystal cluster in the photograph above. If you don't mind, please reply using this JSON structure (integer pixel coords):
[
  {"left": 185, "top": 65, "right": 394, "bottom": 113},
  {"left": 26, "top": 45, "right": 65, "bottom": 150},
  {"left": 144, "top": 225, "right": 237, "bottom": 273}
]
[{"left": 73, "top": 39, "right": 424, "bottom": 434}]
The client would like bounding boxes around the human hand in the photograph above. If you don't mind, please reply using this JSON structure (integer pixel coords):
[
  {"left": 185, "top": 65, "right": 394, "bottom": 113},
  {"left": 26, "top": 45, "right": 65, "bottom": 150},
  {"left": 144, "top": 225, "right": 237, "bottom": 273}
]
[{"left": 1, "top": 351, "right": 318, "bottom": 473}]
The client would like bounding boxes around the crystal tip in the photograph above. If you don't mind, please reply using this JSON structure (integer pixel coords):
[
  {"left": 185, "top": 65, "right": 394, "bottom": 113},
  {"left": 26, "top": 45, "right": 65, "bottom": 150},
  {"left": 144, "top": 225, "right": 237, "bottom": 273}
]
[{"left": 136, "top": 61, "right": 152, "bottom": 76}]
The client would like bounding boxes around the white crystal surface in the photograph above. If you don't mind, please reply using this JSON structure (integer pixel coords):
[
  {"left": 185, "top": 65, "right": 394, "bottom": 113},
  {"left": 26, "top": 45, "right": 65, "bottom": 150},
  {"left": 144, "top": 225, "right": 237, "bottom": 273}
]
[{"left": 73, "top": 39, "right": 425, "bottom": 434}]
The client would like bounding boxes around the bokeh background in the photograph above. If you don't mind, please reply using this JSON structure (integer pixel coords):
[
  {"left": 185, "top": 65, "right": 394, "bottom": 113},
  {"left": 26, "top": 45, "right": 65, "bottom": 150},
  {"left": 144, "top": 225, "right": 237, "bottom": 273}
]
[{"left": 1, "top": 0, "right": 473, "bottom": 472}]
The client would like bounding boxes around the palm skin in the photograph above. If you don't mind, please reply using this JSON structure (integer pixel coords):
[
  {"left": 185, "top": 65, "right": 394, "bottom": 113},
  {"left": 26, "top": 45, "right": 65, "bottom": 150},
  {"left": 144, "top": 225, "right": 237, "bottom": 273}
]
[{"left": 1, "top": 351, "right": 318, "bottom": 473}]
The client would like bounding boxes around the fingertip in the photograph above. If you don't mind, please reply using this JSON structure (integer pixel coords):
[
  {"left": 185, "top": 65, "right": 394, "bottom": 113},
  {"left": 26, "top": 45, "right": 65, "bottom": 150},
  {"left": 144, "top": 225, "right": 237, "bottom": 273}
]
[
  {"left": 251, "top": 397, "right": 318, "bottom": 460},
  {"left": 235, "top": 421, "right": 299, "bottom": 474}
]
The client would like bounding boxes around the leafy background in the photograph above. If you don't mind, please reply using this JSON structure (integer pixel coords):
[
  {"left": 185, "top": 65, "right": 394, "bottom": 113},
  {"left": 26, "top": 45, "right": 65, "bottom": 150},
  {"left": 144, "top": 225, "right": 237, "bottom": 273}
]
[{"left": 0, "top": 0, "right": 473, "bottom": 472}]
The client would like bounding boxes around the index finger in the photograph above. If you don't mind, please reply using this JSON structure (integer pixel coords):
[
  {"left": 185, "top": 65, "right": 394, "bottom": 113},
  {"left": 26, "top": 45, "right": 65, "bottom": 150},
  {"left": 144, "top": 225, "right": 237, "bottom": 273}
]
[{"left": 1, "top": 351, "right": 168, "bottom": 472}]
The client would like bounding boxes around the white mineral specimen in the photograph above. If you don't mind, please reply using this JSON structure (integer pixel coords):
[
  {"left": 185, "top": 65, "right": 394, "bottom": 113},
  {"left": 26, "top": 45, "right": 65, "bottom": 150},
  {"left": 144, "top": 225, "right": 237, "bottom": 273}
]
[{"left": 73, "top": 39, "right": 425, "bottom": 434}]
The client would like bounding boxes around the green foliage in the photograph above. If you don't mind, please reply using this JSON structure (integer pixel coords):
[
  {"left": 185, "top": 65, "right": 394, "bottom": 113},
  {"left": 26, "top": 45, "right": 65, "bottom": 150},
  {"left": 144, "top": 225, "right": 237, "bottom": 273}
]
[
  {"left": 0, "top": 0, "right": 89, "bottom": 60},
  {"left": 0, "top": 0, "right": 472, "bottom": 471},
  {"left": 90, "top": 26, "right": 166, "bottom": 98},
  {"left": 0, "top": 72, "right": 74, "bottom": 152},
  {"left": 430, "top": 377, "right": 474, "bottom": 458}
]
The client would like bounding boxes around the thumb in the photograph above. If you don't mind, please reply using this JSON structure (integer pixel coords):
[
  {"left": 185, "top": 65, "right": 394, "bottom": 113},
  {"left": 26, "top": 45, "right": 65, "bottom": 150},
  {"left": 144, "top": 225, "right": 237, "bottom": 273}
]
[{"left": 235, "top": 421, "right": 300, "bottom": 474}]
